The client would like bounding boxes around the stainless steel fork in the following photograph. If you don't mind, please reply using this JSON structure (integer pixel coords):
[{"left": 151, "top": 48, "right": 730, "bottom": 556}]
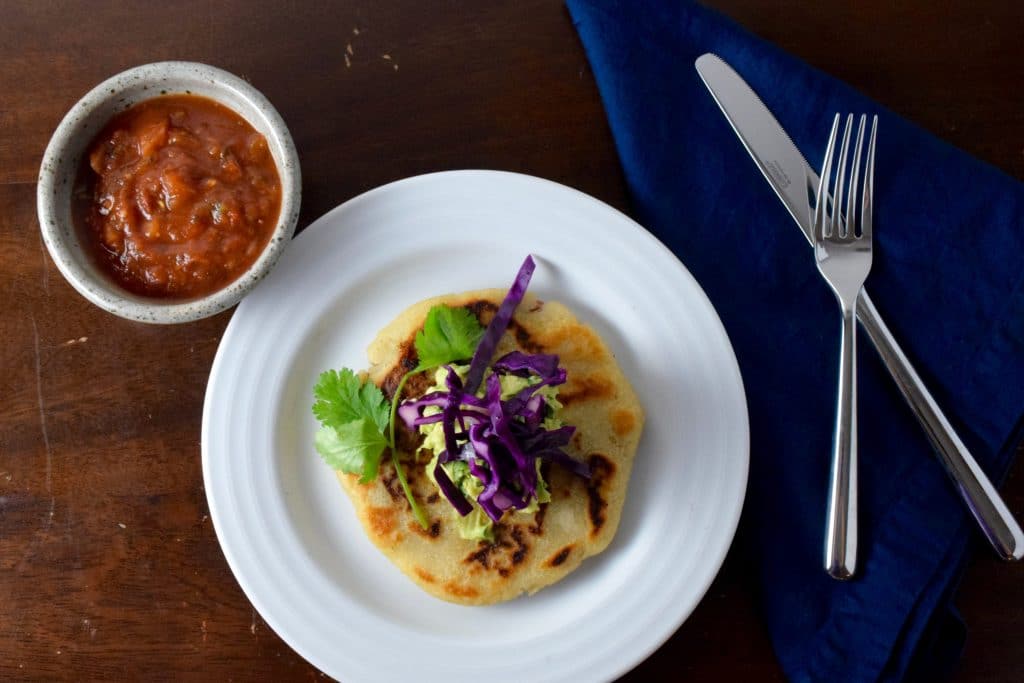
[{"left": 815, "top": 113, "right": 877, "bottom": 579}]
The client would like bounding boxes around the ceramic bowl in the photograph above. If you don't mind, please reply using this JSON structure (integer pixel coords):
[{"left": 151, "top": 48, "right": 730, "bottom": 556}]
[{"left": 37, "top": 61, "right": 301, "bottom": 324}]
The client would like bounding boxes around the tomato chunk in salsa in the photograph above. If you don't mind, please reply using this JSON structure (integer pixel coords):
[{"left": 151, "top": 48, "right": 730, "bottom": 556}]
[{"left": 75, "top": 94, "right": 282, "bottom": 299}]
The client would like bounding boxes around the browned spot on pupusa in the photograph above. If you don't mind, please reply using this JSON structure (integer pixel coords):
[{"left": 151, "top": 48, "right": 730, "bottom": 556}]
[
  {"left": 510, "top": 527, "right": 529, "bottom": 565},
  {"left": 380, "top": 341, "right": 419, "bottom": 398},
  {"left": 367, "top": 506, "right": 397, "bottom": 537},
  {"left": 465, "top": 299, "right": 498, "bottom": 323},
  {"left": 463, "top": 520, "right": 533, "bottom": 578},
  {"left": 585, "top": 454, "right": 615, "bottom": 537},
  {"left": 403, "top": 459, "right": 433, "bottom": 498},
  {"left": 559, "top": 375, "right": 615, "bottom": 405},
  {"left": 379, "top": 462, "right": 403, "bottom": 502},
  {"left": 512, "top": 324, "right": 544, "bottom": 354},
  {"left": 527, "top": 503, "right": 547, "bottom": 536},
  {"left": 546, "top": 544, "right": 575, "bottom": 567},
  {"left": 610, "top": 408, "right": 637, "bottom": 436},
  {"left": 464, "top": 300, "right": 543, "bottom": 353},
  {"left": 409, "top": 519, "right": 442, "bottom": 539},
  {"left": 377, "top": 338, "right": 434, "bottom": 453},
  {"left": 443, "top": 581, "right": 480, "bottom": 599},
  {"left": 380, "top": 457, "right": 430, "bottom": 505},
  {"left": 464, "top": 530, "right": 510, "bottom": 570},
  {"left": 414, "top": 567, "right": 437, "bottom": 584},
  {"left": 530, "top": 324, "right": 603, "bottom": 361},
  {"left": 465, "top": 543, "right": 495, "bottom": 570}
]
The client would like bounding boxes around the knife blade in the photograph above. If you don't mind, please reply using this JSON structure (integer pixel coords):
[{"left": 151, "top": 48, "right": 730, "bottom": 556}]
[{"left": 695, "top": 52, "right": 1024, "bottom": 561}]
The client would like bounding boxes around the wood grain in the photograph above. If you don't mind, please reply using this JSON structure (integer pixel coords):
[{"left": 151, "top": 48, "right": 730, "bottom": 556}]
[{"left": 0, "top": 1, "right": 1020, "bottom": 680}]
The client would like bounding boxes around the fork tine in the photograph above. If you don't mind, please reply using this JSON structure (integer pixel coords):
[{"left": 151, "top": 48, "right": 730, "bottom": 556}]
[
  {"left": 832, "top": 114, "right": 854, "bottom": 237},
  {"left": 861, "top": 115, "right": 878, "bottom": 241},
  {"left": 846, "top": 115, "right": 867, "bottom": 237},
  {"left": 815, "top": 114, "right": 841, "bottom": 243}
]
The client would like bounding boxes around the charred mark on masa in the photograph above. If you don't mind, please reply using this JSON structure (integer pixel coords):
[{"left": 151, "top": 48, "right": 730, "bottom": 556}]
[
  {"left": 414, "top": 567, "right": 437, "bottom": 584},
  {"left": 610, "top": 408, "right": 637, "bottom": 436},
  {"left": 381, "top": 342, "right": 415, "bottom": 398},
  {"left": 462, "top": 522, "right": 531, "bottom": 574},
  {"left": 465, "top": 533, "right": 509, "bottom": 570},
  {"left": 367, "top": 506, "right": 396, "bottom": 537},
  {"left": 409, "top": 519, "right": 441, "bottom": 539},
  {"left": 463, "top": 300, "right": 543, "bottom": 353},
  {"left": 379, "top": 342, "right": 434, "bottom": 453},
  {"left": 527, "top": 503, "right": 547, "bottom": 536},
  {"left": 443, "top": 581, "right": 479, "bottom": 599},
  {"left": 586, "top": 453, "right": 615, "bottom": 536},
  {"left": 379, "top": 463, "right": 403, "bottom": 502},
  {"left": 466, "top": 545, "right": 493, "bottom": 570},
  {"left": 510, "top": 527, "right": 528, "bottom": 565},
  {"left": 381, "top": 342, "right": 431, "bottom": 401},
  {"left": 465, "top": 299, "right": 498, "bottom": 322},
  {"left": 546, "top": 545, "right": 574, "bottom": 567},
  {"left": 512, "top": 324, "right": 544, "bottom": 353},
  {"left": 559, "top": 375, "right": 614, "bottom": 406}
]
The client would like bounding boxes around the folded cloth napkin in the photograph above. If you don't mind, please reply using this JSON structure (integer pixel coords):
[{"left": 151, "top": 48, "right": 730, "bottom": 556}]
[{"left": 565, "top": 1, "right": 1024, "bottom": 680}]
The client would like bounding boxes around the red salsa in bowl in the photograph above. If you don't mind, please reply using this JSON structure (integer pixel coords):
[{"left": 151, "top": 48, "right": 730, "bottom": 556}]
[{"left": 74, "top": 94, "right": 282, "bottom": 299}]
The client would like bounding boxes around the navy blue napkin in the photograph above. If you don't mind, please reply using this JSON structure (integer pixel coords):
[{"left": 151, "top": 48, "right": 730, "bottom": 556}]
[{"left": 565, "top": 1, "right": 1024, "bottom": 680}]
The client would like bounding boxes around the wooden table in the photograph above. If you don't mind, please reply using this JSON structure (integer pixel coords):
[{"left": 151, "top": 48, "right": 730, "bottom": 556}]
[{"left": 2, "top": 1, "right": 1021, "bottom": 680}]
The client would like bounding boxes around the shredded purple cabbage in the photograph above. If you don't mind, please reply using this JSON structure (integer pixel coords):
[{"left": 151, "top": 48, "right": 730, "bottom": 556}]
[
  {"left": 397, "top": 257, "right": 590, "bottom": 522},
  {"left": 433, "top": 459, "right": 472, "bottom": 516},
  {"left": 491, "top": 351, "right": 559, "bottom": 377},
  {"left": 463, "top": 256, "right": 536, "bottom": 394}
]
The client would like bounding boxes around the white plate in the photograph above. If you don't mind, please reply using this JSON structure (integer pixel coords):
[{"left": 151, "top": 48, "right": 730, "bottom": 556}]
[{"left": 202, "top": 170, "right": 749, "bottom": 682}]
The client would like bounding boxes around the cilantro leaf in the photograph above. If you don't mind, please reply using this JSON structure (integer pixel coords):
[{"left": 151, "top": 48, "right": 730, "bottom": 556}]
[
  {"left": 414, "top": 305, "right": 484, "bottom": 370},
  {"left": 312, "top": 368, "right": 389, "bottom": 433},
  {"left": 314, "top": 419, "right": 387, "bottom": 484}
]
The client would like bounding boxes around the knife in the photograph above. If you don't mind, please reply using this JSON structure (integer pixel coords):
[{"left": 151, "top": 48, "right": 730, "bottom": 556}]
[{"left": 695, "top": 52, "right": 1024, "bottom": 561}]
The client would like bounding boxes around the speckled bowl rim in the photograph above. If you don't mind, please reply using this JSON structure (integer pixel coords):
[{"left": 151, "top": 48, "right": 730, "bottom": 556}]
[{"left": 37, "top": 61, "right": 301, "bottom": 324}]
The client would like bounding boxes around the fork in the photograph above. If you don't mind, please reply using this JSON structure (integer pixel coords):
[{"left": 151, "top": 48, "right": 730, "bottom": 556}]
[{"left": 815, "top": 113, "right": 877, "bottom": 580}]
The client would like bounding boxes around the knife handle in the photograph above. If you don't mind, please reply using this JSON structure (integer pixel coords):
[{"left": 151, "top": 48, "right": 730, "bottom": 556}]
[{"left": 857, "top": 291, "right": 1024, "bottom": 560}]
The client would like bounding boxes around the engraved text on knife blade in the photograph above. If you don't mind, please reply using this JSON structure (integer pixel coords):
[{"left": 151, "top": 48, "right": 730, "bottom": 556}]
[{"left": 765, "top": 159, "right": 791, "bottom": 189}]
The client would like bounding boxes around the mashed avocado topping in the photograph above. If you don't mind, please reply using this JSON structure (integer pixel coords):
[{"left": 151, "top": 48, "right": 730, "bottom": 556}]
[{"left": 420, "top": 365, "right": 558, "bottom": 540}]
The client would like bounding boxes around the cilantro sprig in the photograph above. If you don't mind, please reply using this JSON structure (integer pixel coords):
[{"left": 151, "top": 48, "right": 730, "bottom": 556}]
[
  {"left": 312, "top": 369, "right": 389, "bottom": 484},
  {"left": 312, "top": 304, "right": 485, "bottom": 529}
]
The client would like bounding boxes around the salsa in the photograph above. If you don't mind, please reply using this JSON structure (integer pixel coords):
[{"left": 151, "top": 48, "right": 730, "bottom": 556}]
[{"left": 75, "top": 94, "right": 282, "bottom": 299}]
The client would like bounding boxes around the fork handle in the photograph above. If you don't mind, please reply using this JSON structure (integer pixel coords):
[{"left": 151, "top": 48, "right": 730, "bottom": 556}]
[
  {"left": 857, "top": 292, "right": 1024, "bottom": 560},
  {"left": 825, "top": 303, "right": 858, "bottom": 579}
]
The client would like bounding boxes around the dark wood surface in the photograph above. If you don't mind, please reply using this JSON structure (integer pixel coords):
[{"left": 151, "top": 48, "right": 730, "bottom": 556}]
[{"left": 2, "top": 1, "right": 1022, "bottom": 680}]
